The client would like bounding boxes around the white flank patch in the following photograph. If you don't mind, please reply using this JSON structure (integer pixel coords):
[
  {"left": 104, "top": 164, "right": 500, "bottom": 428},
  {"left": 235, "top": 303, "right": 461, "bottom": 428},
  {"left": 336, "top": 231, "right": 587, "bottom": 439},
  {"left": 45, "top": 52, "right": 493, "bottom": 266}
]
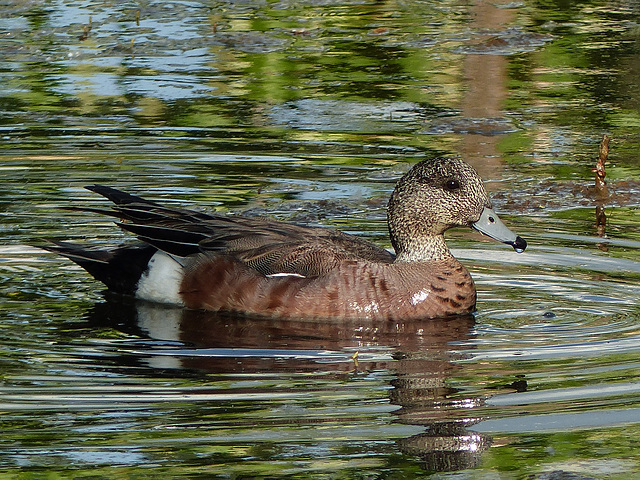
[
  {"left": 266, "top": 272, "right": 306, "bottom": 278},
  {"left": 410, "top": 289, "right": 430, "bottom": 306},
  {"left": 136, "top": 251, "right": 185, "bottom": 306}
]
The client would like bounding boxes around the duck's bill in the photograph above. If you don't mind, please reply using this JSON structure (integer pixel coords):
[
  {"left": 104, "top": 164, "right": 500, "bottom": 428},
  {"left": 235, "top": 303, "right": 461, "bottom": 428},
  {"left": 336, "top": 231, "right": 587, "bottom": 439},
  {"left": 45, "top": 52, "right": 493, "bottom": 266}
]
[{"left": 472, "top": 207, "right": 527, "bottom": 253}]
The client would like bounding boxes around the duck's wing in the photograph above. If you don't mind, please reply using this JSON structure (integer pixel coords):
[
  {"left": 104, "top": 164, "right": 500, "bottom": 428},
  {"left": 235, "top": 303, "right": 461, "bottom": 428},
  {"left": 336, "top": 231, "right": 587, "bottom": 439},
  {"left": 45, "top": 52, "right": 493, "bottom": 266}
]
[
  {"left": 197, "top": 219, "right": 396, "bottom": 276},
  {"left": 84, "top": 185, "right": 395, "bottom": 277}
]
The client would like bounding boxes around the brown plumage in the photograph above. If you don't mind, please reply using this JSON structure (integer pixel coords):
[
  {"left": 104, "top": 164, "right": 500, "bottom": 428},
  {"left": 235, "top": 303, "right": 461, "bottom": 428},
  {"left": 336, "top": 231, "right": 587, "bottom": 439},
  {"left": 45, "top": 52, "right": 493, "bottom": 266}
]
[{"left": 44, "top": 157, "right": 526, "bottom": 320}]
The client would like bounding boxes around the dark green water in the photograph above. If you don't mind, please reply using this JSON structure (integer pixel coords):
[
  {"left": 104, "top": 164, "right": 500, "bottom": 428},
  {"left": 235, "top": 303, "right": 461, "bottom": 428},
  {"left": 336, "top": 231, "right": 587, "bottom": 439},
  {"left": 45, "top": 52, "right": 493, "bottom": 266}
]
[{"left": 2, "top": 1, "right": 640, "bottom": 478}]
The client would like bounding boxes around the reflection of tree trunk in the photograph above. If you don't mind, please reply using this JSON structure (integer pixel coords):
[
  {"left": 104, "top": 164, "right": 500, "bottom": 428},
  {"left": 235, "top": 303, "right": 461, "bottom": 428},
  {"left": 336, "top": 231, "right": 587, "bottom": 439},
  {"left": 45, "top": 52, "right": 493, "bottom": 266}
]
[
  {"left": 85, "top": 297, "right": 491, "bottom": 472},
  {"left": 459, "top": 0, "right": 514, "bottom": 180}
]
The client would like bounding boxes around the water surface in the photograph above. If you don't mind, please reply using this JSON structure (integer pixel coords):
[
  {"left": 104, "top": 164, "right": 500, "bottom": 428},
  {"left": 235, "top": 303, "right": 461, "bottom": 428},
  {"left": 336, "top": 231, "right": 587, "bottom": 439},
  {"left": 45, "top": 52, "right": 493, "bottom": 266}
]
[{"left": 2, "top": 1, "right": 640, "bottom": 478}]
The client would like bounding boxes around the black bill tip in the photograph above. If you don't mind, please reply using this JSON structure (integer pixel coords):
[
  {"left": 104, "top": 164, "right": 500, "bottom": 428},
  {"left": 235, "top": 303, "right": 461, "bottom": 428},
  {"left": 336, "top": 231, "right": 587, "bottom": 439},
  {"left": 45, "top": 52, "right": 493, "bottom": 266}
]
[{"left": 512, "top": 236, "right": 527, "bottom": 253}]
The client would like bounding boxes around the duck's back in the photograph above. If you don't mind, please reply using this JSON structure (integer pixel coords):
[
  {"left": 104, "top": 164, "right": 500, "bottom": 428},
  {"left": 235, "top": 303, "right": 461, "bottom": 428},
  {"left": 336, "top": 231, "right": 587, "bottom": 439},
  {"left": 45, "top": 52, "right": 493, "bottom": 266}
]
[{"left": 83, "top": 185, "right": 396, "bottom": 276}]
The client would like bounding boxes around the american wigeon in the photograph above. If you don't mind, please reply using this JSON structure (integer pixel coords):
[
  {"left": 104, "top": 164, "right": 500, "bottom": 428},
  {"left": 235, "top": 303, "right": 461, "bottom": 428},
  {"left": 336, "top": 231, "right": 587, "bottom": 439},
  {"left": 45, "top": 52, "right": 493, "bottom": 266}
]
[{"left": 46, "top": 157, "right": 526, "bottom": 320}]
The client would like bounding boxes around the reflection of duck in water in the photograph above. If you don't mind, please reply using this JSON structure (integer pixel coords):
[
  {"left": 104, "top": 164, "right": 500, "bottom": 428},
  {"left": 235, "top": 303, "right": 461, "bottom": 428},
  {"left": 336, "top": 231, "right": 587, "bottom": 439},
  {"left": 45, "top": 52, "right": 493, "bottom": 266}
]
[
  {"left": 84, "top": 296, "right": 492, "bottom": 473},
  {"left": 46, "top": 157, "right": 525, "bottom": 320}
]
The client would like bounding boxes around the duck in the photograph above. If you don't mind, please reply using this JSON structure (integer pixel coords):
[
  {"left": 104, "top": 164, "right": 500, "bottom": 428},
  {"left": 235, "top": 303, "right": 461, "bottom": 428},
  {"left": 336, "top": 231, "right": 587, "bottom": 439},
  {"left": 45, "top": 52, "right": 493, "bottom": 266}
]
[{"left": 45, "top": 157, "right": 526, "bottom": 320}]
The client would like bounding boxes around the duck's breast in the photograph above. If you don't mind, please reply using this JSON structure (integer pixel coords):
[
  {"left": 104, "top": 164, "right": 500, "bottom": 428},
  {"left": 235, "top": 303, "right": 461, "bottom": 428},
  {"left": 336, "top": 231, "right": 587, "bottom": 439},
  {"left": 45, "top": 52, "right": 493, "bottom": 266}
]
[{"left": 292, "top": 259, "right": 476, "bottom": 320}]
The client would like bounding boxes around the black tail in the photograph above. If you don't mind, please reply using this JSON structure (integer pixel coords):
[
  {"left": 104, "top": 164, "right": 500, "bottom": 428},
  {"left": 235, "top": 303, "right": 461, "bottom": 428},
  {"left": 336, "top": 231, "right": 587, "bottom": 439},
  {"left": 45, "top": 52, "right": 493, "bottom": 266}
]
[
  {"left": 42, "top": 241, "right": 156, "bottom": 295},
  {"left": 85, "top": 184, "right": 158, "bottom": 206}
]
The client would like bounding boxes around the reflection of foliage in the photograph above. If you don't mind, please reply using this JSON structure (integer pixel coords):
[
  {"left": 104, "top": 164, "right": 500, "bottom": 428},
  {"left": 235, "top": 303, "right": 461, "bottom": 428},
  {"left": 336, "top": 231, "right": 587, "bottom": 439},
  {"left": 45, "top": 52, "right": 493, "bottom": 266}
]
[
  {"left": 499, "top": 2, "right": 640, "bottom": 170},
  {"left": 2, "top": 0, "right": 638, "bottom": 167}
]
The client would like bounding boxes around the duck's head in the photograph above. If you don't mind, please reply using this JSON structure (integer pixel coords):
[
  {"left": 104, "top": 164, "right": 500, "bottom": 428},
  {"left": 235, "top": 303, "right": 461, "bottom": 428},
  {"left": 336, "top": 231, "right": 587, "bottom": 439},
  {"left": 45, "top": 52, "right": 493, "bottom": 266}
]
[{"left": 388, "top": 157, "right": 526, "bottom": 261}]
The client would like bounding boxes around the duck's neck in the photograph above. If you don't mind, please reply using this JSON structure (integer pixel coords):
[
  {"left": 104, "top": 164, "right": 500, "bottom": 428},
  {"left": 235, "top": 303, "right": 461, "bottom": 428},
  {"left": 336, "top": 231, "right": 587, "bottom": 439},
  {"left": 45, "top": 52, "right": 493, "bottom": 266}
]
[{"left": 393, "top": 235, "right": 454, "bottom": 263}]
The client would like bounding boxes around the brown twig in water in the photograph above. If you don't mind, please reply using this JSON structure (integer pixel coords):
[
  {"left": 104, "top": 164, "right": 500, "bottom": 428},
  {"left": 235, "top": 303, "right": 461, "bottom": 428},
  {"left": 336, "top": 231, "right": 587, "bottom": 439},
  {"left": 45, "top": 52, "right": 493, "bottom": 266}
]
[
  {"left": 594, "top": 134, "right": 610, "bottom": 192},
  {"left": 593, "top": 134, "right": 610, "bottom": 239},
  {"left": 78, "top": 16, "right": 92, "bottom": 41}
]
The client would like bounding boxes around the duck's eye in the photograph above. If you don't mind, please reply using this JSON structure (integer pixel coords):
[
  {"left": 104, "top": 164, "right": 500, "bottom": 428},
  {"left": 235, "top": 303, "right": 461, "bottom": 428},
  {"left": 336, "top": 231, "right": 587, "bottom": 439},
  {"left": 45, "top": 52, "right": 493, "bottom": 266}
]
[{"left": 444, "top": 179, "right": 460, "bottom": 191}]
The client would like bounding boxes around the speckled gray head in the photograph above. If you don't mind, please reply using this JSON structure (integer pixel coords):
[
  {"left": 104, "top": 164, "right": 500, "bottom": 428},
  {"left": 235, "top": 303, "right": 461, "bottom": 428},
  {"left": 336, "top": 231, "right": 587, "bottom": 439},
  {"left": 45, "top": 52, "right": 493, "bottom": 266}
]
[{"left": 387, "top": 156, "right": 526, "bottom": 260}]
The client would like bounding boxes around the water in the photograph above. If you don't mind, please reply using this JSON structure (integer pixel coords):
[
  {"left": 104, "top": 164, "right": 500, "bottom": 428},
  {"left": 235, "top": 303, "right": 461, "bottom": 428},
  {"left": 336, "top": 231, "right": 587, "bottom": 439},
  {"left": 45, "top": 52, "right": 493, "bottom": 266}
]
[{"left": 2, "top": 0, "right": 640, "bottom": 478}]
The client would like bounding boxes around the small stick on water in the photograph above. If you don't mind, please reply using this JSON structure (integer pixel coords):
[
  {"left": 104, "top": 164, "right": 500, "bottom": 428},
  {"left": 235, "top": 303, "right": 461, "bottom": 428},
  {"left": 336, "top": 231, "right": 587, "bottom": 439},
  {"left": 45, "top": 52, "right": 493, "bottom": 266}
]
[
  {"left": 78, "top": 15, "right": 92, "bottom": 41},
  {"left": 349, "top": 351, "right": 360, "bottom": 374},
  {"left": 136, "top": 10, "right": 141, "bottom": 26},
  {"left": 594, "top": 134, "right": 610, "bottom": 193},
  {"left": 593, "top": 134, "right": 610, "bottom": 238}
]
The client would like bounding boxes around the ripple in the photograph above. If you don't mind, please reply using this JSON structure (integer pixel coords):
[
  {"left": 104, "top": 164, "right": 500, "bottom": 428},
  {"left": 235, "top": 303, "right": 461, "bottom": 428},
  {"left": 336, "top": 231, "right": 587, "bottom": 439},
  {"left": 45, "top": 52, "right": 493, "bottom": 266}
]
[
  {"left": 473, "top": 407, "right": 640, "bottom": 433},
  {"left": 462, "top": 335, "right": 640, "bottom": 361}
]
